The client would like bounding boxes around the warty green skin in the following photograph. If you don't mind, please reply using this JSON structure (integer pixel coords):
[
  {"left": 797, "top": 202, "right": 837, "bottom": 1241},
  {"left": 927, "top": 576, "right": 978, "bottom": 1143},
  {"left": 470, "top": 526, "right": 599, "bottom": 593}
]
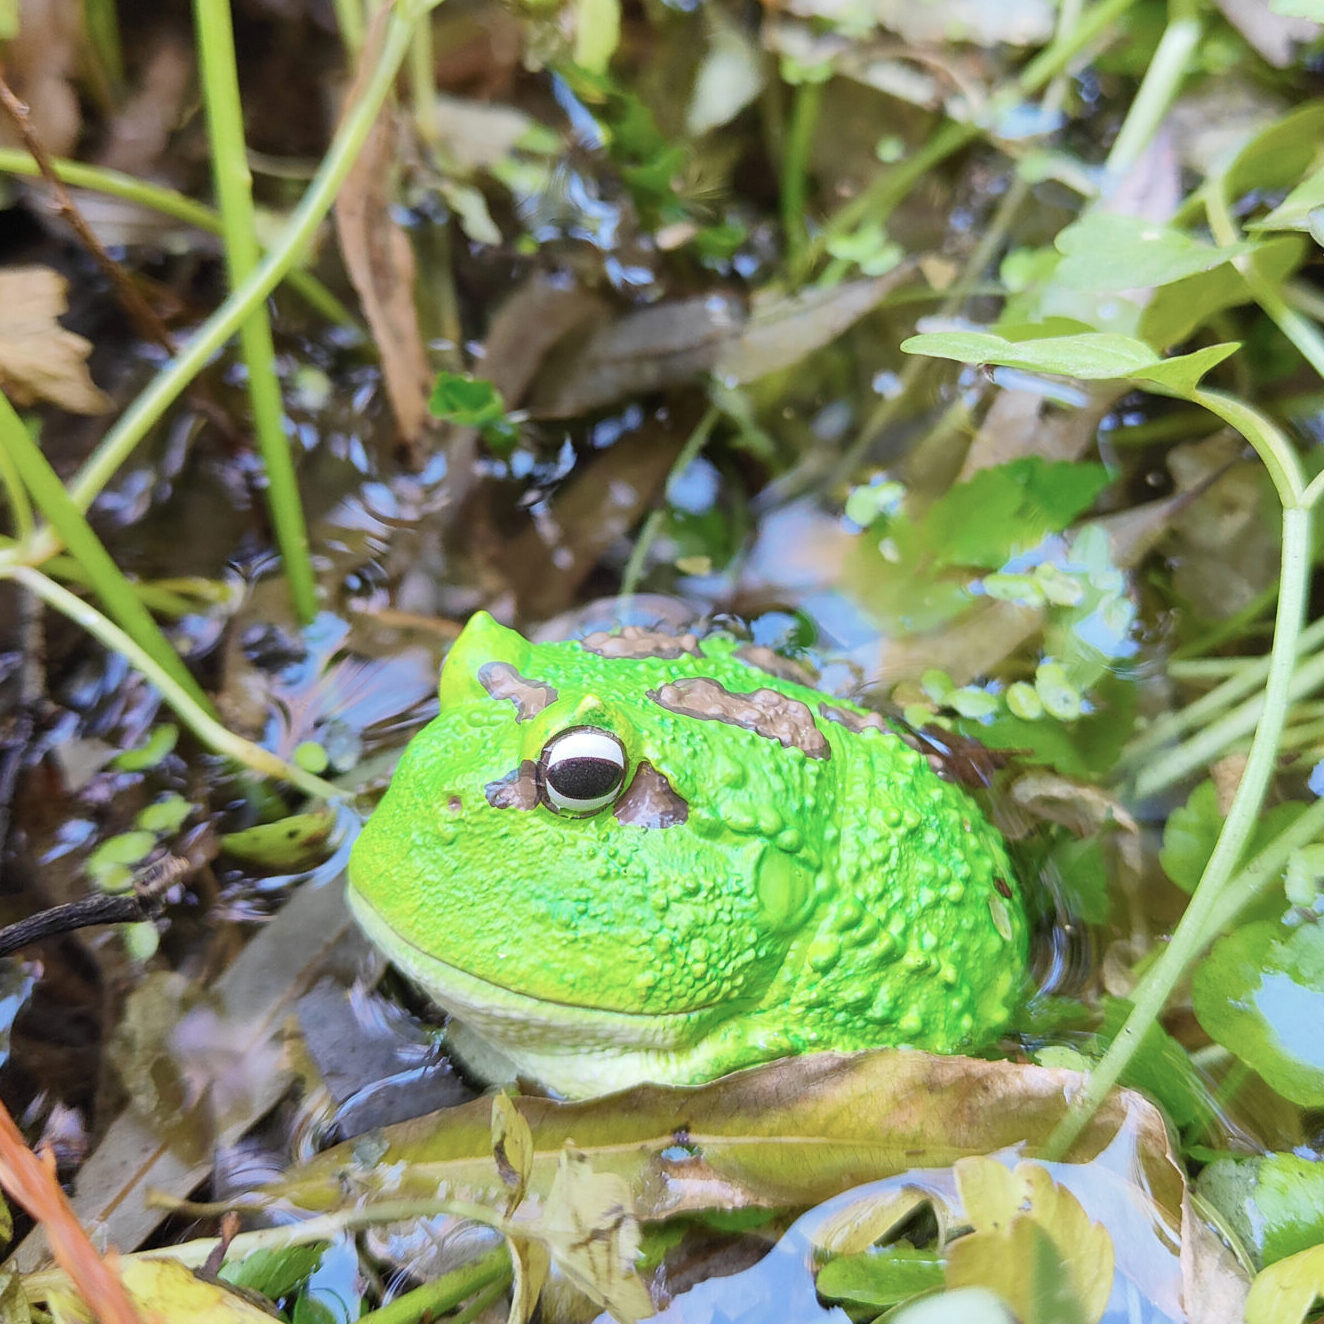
[{"left": 347, "top": 611, "right": 1029, "bottom": 1098}]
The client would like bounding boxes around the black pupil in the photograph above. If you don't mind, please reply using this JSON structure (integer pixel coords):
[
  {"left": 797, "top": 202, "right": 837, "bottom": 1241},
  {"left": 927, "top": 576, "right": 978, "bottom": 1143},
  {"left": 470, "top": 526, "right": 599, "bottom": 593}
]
[{"left": 546, "top": 756, "right": 623, "bottom": 801}]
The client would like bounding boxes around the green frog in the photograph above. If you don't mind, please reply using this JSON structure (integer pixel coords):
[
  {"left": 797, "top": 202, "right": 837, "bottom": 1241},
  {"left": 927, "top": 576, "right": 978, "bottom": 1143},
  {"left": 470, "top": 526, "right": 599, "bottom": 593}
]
[{"left": 347, "top": 611, "right": 1029, "bottom": 1097}]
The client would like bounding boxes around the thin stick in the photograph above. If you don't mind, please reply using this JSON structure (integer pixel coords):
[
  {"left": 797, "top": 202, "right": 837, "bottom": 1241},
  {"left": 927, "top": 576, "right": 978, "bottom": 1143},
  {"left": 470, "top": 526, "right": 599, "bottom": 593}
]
[{"left": 0, "top": 74, "right": 175, "bottom": 355}]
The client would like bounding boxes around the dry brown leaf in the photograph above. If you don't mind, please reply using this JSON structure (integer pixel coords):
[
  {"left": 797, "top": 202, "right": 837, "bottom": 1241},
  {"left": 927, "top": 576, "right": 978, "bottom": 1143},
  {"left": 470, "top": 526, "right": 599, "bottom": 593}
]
[
  {"left": 958, "top": 388, "right": 1118, "bottom": 481},
  {"left": 0, "top": 267, "right": 111, "bottom": 414},
  {"left": 1215, "top": 0, "right": 1320, "bottom": 67},
  {"left": 538, "top": 1147, "right": 654, "bottom": 1322},
  {"left": 276, "top": 1050, "right": 1184, "bottom": 1223},
  {"left": 527, "top": 273, "right": 909, "bottom": 419},
  {"left": 1181, "top": 1188, "right": 1251, "bottom": 1324},
  {"left": 334, "top": 91, "right": 431, "bottom": 445}
]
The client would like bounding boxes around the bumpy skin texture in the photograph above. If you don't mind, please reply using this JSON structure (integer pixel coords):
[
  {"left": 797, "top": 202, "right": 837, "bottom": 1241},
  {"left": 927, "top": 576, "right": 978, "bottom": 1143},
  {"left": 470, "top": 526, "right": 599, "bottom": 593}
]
[{"left": 348, "top": 612, "right": 1029, "bottom": 1097}]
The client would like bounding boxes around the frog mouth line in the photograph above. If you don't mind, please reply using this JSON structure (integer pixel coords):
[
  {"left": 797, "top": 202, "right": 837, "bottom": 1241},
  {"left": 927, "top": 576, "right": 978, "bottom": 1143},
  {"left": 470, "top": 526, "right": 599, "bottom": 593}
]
[{"left": 348, "top": 890, "right": 723, "bottom": 1048}]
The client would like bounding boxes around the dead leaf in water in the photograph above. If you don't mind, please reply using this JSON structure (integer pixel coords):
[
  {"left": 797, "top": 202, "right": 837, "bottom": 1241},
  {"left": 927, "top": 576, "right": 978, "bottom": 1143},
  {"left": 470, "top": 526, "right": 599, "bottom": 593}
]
[
  {"left": 0, "top": 267, "right": 110, "bottom": 414},
  {"left": 528, "top": 272, "right": 911, "bottom": 418},
  {"left": 335, "top": 97, "right": 431, "bottom": 446},
  {"left": 274, "top": 1051, "right": 1183, "bottom": 1223},
  {"left": 540, "top": 1147, "right": 655, "bottom": 1322}
]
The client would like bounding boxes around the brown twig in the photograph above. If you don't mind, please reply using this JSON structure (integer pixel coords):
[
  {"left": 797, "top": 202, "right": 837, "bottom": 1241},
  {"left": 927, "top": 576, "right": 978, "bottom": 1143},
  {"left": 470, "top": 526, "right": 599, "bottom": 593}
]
[
  {"left": 0, "top": 852, "right": 189, "bottom": 957},
  {"left": 0, "top": 1095, "right": 142, "bottom": 1324},
  {"left": 0, "top": 73, "right": 177, "bottom": 356}
]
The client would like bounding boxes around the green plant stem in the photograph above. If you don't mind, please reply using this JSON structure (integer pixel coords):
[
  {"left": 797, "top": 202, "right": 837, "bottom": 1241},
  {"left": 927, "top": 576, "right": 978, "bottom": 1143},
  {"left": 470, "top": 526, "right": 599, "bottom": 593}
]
[
  {"left": 408, "top": 7, "right": 437, "bottom": 145},
  {"left": 1206, "top": 177, "right": 1324, "bottom": 383},
  {"left": 1122, "top": 614, "right": 1324, "bottom": 770},
  {"left": 4, "top": 566, "right": 338, "bottom": 799},
  {"left": 1170, "top": 581, "right": 1278, "bottom": 661},
  {"left": 1166, "top": 659, "right": 1255, "bottom": 681},
  {"left": 0, "top": 394, "right": 215, "bottom": 713},
  {"left": 195, "top": 0, "right": 317, "bottom": 624},
  {"left": 1103, "top": 1, "right": 1201, "bottom": 179},
  {"left": 446, "top": 1277, "right": 514, "bottom": 1324},
  {"left": 1131, "top": 645, "right": 1324, "bottom": 800},
  {"left": 0, "top": 422, "right": 33, "bottom": 543},
  {"left": 357, "top": 1249, "right": 509, "bottom": 1324},
  {"left": 333, "top": 0, "right": 366, "bottom": 53},
  {"left": 0, "top": 149, "right": 357, "bottom": 328},
  {"left": 781, "top": 79, "right": 822, "bottom": 262},
  {"left": 1204, "top": 793, "right": 1324, "bottom": 937},
  {"left": 1046, "top": 483, "right": 1311, "bottom": 1160},
  {"left": 796, "top": 121, "right": 973, "bottom": 281},
  {"left": 0, "top": 0, "right": 427, "bottom": 574},
  {"left": 619, "top": 405, "right": 719, "bottom": 600},
  {"left": 1276, "top": 713, "right": 1324, "bottom": 753}
]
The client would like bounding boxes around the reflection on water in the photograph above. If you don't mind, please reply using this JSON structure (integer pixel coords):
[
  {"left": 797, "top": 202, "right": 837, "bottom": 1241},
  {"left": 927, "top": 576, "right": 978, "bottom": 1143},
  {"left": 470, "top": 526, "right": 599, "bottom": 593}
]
[{"left": 615, "top": 1120, "right": 1187, "bottom": 1324}]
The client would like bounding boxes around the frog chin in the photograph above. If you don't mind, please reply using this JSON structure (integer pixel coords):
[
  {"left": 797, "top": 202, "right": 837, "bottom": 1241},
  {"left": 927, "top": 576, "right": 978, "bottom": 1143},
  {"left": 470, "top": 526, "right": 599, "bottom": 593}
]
[{"left": 349, "top": 888, "right": 742, "bottom": 1095}]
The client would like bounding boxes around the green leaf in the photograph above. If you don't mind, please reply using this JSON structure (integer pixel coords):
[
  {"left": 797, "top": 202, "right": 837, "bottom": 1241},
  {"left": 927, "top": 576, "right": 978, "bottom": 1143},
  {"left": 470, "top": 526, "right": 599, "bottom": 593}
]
[
  {"left": 1246, "top": 1243, "right": 1324, "bottom": 1324},
  {"left": 429, "top": 372, "right": 507, "bottom": 427},
  {"left": 1193, "top": 920, "right": 1324, "bottom": 1106},
  {"left": 816, "top": 1245, "right": 945, "bottom": 1308},
  {"left": 1054, "top": 212, "right": 1257, "bottom": 292},
  {"left": 1130, "top": 342, "right": 1240, "bottom": 394},
  {"left": 923, "top": 458, "right": 1111, "bottom": 570},
  {"left": 1159, "top": 780, "right": 1221, "bottom": 892},
  {"left": 291, "top": 1295, "right": 339, "bottom": 1324},
  {"left": 961, "top": 672, "right": 1135, "bottom": 778},
  {"left": 1198, "top": 1154, "right": 1324, "bottom": 1270},
  {"left": 220, "top": 1243, "right": 327, "bottom": 1299},
  {"left": 429, "top": 372, "right": 519, "bottom": 455},
  {"left": 135, "top": 794, "right": 191, "bottom": 835},
  {"left": 574, "top": 0, "right": 621, "bottom": 74},
  {"left": 86, "top": 829, "right": 157, "bottom": 892},
  {"left": 112, "top": 724, "right": 178, "bottom": 772},
  {"left": 1047, "top": 836, "right": 1110, "bottom": 925},
  {"left": 1220, "top": 102, "right": 1324, "bottom": 207},
  {"left": 1140, "top": 236, "right": 1306, "bottom": 346},
  {"left": 220, "top": 808, "right": 337, "bottom": 870},
  {"left": 901, "top": 330, "right": 1237, "bottom": 395},
  {"left": 1160, "top": 781, "right": 1307, "bottom": 893},
  {"left": 1253, "top": 165, "right": 1324, "bottom": 233}
]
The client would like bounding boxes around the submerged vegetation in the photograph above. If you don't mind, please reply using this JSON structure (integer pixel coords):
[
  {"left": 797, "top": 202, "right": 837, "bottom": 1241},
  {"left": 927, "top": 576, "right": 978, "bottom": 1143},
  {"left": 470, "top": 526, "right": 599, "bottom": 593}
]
[{"left": 2, "top": 0, "right": 1324, "bottom": 1318}]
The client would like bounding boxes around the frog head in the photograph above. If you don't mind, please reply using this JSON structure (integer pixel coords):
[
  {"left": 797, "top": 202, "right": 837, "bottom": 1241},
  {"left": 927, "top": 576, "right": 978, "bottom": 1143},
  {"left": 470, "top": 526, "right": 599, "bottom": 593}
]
[{"left": 347, "top": 612, "right": 830, "bottom": 1090}]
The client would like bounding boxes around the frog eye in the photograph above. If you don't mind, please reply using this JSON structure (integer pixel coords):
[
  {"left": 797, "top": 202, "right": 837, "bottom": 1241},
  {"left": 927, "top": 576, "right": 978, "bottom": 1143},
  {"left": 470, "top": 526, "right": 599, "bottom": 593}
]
[{"left": 540, "top": 728, "right": 627, "bottom": 814}]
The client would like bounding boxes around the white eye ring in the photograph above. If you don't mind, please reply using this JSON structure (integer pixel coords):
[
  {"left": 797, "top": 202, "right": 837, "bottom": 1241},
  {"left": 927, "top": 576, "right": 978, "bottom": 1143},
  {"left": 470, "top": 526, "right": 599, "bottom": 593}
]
[{"left": 541, "top": 728, "right": 627, "bottom": 814}]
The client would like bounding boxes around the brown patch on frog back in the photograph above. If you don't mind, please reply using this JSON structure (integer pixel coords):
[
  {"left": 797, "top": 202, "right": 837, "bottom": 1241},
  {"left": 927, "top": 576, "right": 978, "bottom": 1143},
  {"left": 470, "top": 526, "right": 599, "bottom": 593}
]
[
  {"left": 819, "top": 701, "right": 890, "bottom": 737},
  {"left": 485, "top": 760, "right": 540, "bottom": 810},
  {"left": 479, "top": 661, "right": 558, "bottom": 721},
  {"left": 581, "top": 626, "right": 703, "bottom": 660},
  {"left": 649, "top": 677, "right": 830, "bottom": 759},
  {"left": 736, "top": 644, "right": 820, "bottom": 688},
  {"left": 613, "top": 761, "right": 688, "bottom": 829}
]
